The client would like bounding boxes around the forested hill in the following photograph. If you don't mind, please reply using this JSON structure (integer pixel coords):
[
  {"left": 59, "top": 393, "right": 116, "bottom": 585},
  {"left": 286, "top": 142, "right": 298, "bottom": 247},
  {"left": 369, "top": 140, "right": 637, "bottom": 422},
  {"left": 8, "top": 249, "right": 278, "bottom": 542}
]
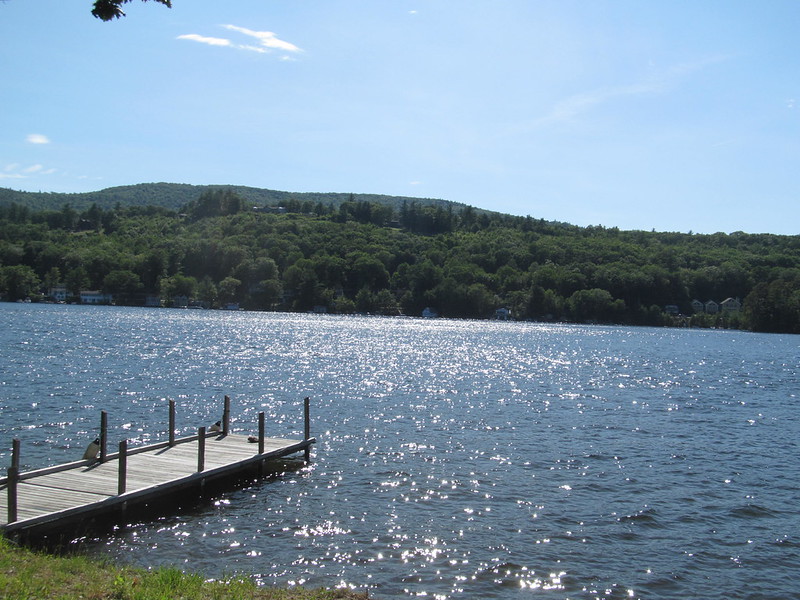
[
  {"left": 1, "top": 188, "right": 799, "bottom": 333},
  {"left": 0, "top": 183, "right": 463, "bottom": 215}
]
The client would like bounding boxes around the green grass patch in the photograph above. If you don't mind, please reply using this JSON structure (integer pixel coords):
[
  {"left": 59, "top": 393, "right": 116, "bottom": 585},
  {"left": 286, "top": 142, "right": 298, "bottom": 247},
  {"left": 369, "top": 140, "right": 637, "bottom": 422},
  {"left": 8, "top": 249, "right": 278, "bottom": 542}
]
[{"left": 0, "top": 536, "right": 368, "bottom": 600}]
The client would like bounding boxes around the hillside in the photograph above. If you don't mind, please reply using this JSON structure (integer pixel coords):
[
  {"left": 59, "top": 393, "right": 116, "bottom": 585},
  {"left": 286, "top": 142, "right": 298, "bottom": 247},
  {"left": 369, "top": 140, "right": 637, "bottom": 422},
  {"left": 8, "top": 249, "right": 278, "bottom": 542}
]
[
  {"left": 0, "top": 183, "right": 465, "bottom": 215},
  {"left": 1, "top": 188, "right": 799, "bottom": 333}
]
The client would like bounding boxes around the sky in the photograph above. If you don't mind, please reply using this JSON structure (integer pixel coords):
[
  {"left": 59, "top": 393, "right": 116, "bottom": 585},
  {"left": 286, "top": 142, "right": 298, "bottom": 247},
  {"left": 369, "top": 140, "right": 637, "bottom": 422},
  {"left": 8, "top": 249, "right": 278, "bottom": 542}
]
[{"left": 1, "top": 0, "right": 799, "bottom": 235}]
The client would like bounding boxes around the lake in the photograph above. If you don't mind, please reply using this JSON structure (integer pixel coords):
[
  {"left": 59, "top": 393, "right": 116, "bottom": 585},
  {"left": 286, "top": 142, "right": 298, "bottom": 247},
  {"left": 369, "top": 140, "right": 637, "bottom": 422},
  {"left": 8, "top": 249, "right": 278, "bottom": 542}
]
[{"left": 1, "top": 303, "right": 798, "bottom": 599}]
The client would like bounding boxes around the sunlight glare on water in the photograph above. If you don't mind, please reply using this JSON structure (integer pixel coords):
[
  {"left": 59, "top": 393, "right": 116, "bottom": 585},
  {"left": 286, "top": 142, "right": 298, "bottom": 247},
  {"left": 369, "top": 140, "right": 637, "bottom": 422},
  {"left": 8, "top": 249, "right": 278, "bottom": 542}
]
[{"left": 1, "top": 304, "right": 799, "bottom": 599}]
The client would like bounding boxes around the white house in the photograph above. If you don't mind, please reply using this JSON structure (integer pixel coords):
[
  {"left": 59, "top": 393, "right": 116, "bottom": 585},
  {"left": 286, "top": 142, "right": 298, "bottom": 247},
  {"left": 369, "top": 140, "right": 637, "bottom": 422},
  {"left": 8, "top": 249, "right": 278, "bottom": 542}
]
[
  {"left": 494, "top": 307, "right": 512, "bottom": 320},
  {"left": 690, "top": 299, "right": 705, "bottom": 313},
  {"left": 80, "top": 290, "right": 113, "bottom": 304},
  {"left": 49, "top": 285, "right": 68, "bottom": 302},
  {"left": 704, "top": 300, "right": 719, "bottom": 314}
]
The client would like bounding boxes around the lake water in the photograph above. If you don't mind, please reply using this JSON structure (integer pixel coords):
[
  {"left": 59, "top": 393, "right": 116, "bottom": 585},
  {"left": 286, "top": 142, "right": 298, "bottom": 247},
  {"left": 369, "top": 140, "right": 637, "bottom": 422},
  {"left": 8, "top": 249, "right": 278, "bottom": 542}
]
[{"left": 1, "top": 303, "right": 798, "bottom": 599}]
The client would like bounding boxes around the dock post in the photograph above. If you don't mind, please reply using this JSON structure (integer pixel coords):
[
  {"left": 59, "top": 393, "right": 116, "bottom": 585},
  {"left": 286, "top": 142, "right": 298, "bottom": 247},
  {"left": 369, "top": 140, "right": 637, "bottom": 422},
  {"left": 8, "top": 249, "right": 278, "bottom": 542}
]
[
  {"left": 258, "top": 412, "right": 265, "bottom": 454},
  {"left": 304, "top": 397, "right": 311, "bottom": 463},
  {"left": 100, "top": 410, "right": 108, "bottom": 463},
  {"left": 7, "top": 465, "right": 18, "bottom": 524},
  {"left": 118, "top": 440, "right": 127, "bottom": 495},
  {"left": 11, "top": 438, "right": 20, "bottom": 472},
  {"left": 168, "top": 400, "right": 176, "bottom": 447},
  {"left": 223, "top": 395, "right": 231, "bottom": 435},
  {"left": 197, "top": 427, "right": 206, "bottom": 472}
]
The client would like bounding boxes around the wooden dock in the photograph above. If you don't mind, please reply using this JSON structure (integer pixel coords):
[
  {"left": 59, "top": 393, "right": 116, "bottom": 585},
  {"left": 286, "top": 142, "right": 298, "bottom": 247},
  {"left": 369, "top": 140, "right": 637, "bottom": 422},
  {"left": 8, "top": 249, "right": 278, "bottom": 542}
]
[{"left": 0, "top": 396, "right": 316, "bottom": 536}]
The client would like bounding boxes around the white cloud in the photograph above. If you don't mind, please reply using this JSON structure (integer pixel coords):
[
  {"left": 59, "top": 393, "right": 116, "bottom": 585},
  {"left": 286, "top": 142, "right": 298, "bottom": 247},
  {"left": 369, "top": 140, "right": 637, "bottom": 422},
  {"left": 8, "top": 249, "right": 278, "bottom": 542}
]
[
  {"left": 0, "top": 163, "right": 56, "bottom": 179},
  {"left": 26, "top": 134, "right": 50, "bottom": 144},
  {"left": 177, "top": 33, "right": 232, "bottom": 48},
  {"left": 178, "top": 25, "right": 301, "bottom": 55},
  {"left": 222, "top": 25, "right": 301, "bottom": 53},
  {"left": 534, "top": 55, "right": 731, "bottom": 128}
]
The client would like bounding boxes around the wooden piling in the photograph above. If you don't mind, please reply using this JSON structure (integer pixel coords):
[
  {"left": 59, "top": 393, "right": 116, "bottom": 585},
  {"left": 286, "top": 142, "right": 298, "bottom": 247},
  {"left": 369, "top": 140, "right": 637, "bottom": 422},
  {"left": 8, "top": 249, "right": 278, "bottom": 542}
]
[
  {"left": 258, "top": 412, "right": 265, "bottom": 454},
  {"left": 11, "top": 439, "right": 20, "bottom": 472},
  {"left": 7, "top": 466, "right": 18, "bottom": 524},
  {"left": 304, "top": 397, "right": 311, "bottom": 463},
  {"left": 100, "top": 410, "right": 108, "bottom": 463},
  {"left": 197, "top": 427, "right": 206, "bottom": 472},
  {"left": 118, "top": 440, "right": 127, "bottom": 495},
  {"left": 223, "top": 395, "right": 231, "bottom": 435},
  {"left": 168, "top": 400, "right": 176, "bottom": 447}
]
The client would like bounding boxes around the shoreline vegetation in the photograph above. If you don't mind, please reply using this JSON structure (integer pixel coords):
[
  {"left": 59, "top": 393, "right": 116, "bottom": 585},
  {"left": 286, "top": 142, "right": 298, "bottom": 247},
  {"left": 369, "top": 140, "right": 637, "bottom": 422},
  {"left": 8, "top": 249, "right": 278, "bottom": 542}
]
[
  {"left": 2, "top": 183, "right": 799, "bottom": 333},
  {"left": 0, "top": 535, "right": 369, "bottom": 600}
]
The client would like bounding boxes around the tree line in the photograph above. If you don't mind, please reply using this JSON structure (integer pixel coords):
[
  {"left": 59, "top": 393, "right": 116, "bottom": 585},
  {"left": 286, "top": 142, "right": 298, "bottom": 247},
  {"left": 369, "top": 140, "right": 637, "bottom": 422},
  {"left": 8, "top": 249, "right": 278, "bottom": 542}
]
[{"left": 1, "top": 189, "right": 799, "bottom": 333}]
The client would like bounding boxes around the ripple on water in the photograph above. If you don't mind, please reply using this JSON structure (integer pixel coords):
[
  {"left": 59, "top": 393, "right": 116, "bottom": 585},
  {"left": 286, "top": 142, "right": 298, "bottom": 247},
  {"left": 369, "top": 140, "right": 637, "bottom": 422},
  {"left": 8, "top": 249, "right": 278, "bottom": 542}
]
[{"left": 2, "top": 307, "right": 800, "bottom": 599}]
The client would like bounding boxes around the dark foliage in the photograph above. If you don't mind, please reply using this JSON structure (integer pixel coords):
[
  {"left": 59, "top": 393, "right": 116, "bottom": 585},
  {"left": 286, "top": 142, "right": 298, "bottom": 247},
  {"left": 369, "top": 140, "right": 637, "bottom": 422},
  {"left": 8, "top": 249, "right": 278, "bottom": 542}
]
[
  {"left": 1, "top": 191, "right": 799, "bottom": 333},
  {"left": 92, "top": 0, "right": 171, "bottom": 21}
]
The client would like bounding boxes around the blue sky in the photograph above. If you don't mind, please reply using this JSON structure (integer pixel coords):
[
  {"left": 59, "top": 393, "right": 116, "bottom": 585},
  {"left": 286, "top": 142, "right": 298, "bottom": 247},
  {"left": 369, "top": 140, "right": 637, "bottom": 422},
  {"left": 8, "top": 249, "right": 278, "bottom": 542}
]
[{"left": 2, "top": 1, "right": 799, "bottom": 234}]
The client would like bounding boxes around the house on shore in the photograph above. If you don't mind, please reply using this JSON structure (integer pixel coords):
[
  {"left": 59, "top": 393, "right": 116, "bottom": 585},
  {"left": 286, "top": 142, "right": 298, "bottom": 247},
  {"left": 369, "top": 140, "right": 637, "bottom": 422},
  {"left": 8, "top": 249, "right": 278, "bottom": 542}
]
[
  {"left": 721, "top": 297, "right": 742, "bottom": 314},
  {"left": 494, "top": 307, "right": 512, "bottom": 320},
  {"left": 79, "top": 290, "right": 113, "bottom": 305}
]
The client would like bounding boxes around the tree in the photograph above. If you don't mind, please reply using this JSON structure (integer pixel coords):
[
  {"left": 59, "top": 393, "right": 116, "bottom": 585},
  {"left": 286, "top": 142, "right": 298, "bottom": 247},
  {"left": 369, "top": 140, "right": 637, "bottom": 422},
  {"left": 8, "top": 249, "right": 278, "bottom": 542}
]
[
  {"left": 218, "top": 276, "right": 242, "bottom": 305},
  {"left": 197, "top": 276, "right": 218, "bottom": 308},
  {"left": 160, "top": 274, "right": 197, "bottom": 306},
  {"left": 0, "top": 265, "right": 40, "bottom": 301},
  {"left": 92, "top": 0, "right": 171, "bottom": 21},
  {"left": 65, "top": 267, "right": 90, "bottom": 297},
  {"left": 103, "top": 269, "right": 143, "bottom": 304}
]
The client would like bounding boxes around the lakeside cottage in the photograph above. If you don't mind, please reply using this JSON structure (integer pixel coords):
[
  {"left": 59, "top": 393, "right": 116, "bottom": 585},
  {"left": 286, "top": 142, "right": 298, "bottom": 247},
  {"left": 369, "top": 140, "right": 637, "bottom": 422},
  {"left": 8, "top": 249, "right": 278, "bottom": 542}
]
[
  {"left": 79, "top": 290, "right": 113, "bottom": 305},
  {"left": 721, "top": 297, "right": 742, "bottom": 314},
  {"left": 494, "top": 307, "right": 512, "bottom": 320},
  {"left": 686, "top": 298, "right": 741, "bottom": 315},
  {"left": 49, "top": 285, "right": 68, "bottom": 302}
]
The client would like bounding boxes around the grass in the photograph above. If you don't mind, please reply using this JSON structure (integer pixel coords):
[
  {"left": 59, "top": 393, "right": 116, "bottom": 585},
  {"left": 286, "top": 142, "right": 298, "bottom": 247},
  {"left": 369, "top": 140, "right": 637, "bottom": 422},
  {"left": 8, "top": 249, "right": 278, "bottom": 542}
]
[{"left": 0, "top": 535, "right": 369, "bottom": 600}]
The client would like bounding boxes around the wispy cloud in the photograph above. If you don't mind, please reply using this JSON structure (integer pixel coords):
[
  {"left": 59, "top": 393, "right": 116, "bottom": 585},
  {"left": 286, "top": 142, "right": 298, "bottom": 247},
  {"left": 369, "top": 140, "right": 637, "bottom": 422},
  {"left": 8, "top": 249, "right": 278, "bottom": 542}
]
[
  {"left": 1, "top": 163, "right": 56, "bottom": 179},
  {"left": 26, "top": 134, "right": 51, "bottom": 144},
  {"left": 178, "top": 25, "right": 301, "bottom": 55},
  {"left": 176, "top": 34, "right": 231, "bottom": 48},
  {"left": 535, "top": 54, "right": 731, "bottom": 128},
  {"left": 222, "top": 25, "right": 300, "bottom": 53}
]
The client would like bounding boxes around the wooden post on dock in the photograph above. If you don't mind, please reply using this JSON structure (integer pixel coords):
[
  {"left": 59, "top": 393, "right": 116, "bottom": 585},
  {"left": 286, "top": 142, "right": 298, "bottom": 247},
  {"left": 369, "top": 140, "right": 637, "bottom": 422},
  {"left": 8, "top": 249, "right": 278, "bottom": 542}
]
[
  {"left": 197, "top": 427, "right": 206, "bottom": 472},
  {"left": 118, "top": 440, "right": 127, "bottom": 495},
  {"left": 222, "top": 395, "right": 231, "bottom": 435},
  {"left": 7, "top": 465, "right": 18, "bottom": 524},
  {"left": 8, "top": 439, "right": 20, "bottom": 524},
  {"left": 100, "top": 410, "right": 108, "bottom": 463},
  {"left": 258, "top": 412, "right": 265, "bottom": 454},
  {"left": 168, "top": 400, "right": 176, "bottom": 447},
  {"left": 11, "top": 438, "right": 20, "bottom": 472},
  {"left": 304, "top": 397, "right": 311, "bottom": 463}
]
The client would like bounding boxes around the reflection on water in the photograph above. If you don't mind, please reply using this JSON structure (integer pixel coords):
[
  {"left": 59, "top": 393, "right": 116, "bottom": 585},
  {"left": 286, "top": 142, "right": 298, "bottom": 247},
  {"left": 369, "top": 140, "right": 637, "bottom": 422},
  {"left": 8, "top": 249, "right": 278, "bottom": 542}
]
[{"left": 2, "top": 303, "right": 799, "bottom": 599}]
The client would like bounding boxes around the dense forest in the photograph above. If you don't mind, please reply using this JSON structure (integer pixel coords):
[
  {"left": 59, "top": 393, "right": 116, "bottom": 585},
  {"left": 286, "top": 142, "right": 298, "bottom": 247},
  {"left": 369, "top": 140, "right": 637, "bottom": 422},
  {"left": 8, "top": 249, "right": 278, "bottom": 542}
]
[{"left": 1, "top": 186, "right": 799, "bottom": 333}]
